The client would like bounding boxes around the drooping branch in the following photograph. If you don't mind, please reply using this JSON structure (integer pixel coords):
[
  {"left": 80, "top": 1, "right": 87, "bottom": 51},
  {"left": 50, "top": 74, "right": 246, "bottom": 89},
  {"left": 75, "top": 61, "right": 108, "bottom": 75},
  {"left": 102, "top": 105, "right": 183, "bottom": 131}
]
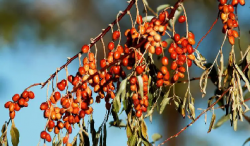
[
  {"left": 41, "top": 0, "right": 136, "bottom": 88},
  {"left": 158, "top": 87, "right": 231, "bottom": 146}
]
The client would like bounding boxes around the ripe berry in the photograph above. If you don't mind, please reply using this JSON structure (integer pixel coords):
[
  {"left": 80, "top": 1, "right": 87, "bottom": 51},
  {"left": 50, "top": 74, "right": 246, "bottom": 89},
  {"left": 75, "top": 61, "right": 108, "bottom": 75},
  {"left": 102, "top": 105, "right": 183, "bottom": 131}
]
[
  {"left": 57, "top": 82, "right": 65, "bottom": 91},
  {"left": 178, "top": 15, "right": 186, "bottom": 23},
  {"left": 14, "top": 103, "right": 21, "bottom": 111},
  {"left": 40, "top": 131, "right": 47, "bottom": 139},
  {"left": 81, "top": 45, "right": 89, "bottom": 53},
  {"left": 12, "top": 94, "right": 20, "bottom": 102},
  {"left": 54, "top": 91, "right": 61, "bottom": 101},
  {"left": 45, "top": 133, "right": 51, "bottom": 142},
  {"left": 232, "top": 0, "right": 238, "bottom": 6},
  {"left": 28, "top": 91, "right": 35, "bottom": 99},
  {"left": 178, "top": 66, "right": 186, "bottom": 73},
  {"left": 239, "top": 0, "right": 245, "bottom": 5},
  {"left": 187, "top": 59, "right": 192, "bottom": 67},
  {"left": 78, "top": 66, "right": 85, "bottom": 75},
  {"left": 232, "top": 30, "right": 239, "bottom": 38},
  {"left": 171, "top": 62, "right": 178, "bottom": 70},
  {"left": 220, "top": 0, "right": 227, "bottom": 5},
  {"left": 112, "top": 31, "right": 120, "bottom": 41},
  {"left": 136, "top": 15, "right": 143, "bottom": 24},
  {"left": 174, "top": 34, "right": 180, "bottom": 42},
  {"left": 228, "top": 36, "right": 235, "bottom": 45},
  {"left": 136, "top": 110, "right": 142, "bottom": 118},
  {"left": 130, "top": 76, "right": 137, "bottom": 85},
  {"left": 161, "top": 57, "right": 168, "bottom": 65},
  {"left": 155, "top": 47, "right": 163, "bottom": 55},
  {"left": 22, "top": 91, "right": 29, "bottom": 98},
  {"left": 159, "top": 12, "right": 166, "bottom": 22},
  {"left": 172, "top": 74, "right": 179, "bottom": 82},
  {"left": 4, "top": 101, "right": 12, "bottom": 108},
  {"left": 9, "top": 111, "right": 15, "bottom": 119},
  {"left": 188, "top": 38, "right": 195, "bottom": 45},
  {"left": 156, "top": 79, "right": 164, "bottom": 87},
  {"left": 9, "top": 103, "right": 15, "bottom": 112},
  {"left": 122, "top": 57, "right": 129, "bottom": 66},
  {"left": 161, "top": 66, "right": 168, "bottom": 75},
  {"left": 170, "top": 52, "right": 177, "bottom": 60},
  {"left": 113, "top": 51, "right": 121, "bottom": 60},
  {"left": 161, "top": 41, "right": 168, "bottom": 48},
  {"left": 136, "top": 66, "right": 144, "bottom": 75},
  {"left": 108, "top": 42, "right": 115, "bottom": 51}
]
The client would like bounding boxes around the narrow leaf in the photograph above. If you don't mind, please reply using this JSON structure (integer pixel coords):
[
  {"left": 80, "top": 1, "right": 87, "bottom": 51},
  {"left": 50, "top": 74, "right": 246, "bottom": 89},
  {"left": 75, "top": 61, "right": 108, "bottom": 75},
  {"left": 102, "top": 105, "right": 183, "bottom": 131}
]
[
  {"left": 137, "top": 76, "right": 144, "bottom": 100},
  {"left": 234, "top": 64, "right": 250, "bottom": 91},
  {"left": 200, "top": 68, "right": 210, "bottom": 97},
  {"left": 213, "top": 115, "right": 230, "bottom": 129},
  {"left": 152, "top": 133, "right": 162, "bottom": 142},
  {"left": 156, "top": 4, "right": 170, "bottom": 13},
  {"left": 207, "top": 114, "right": 216, "bottom": 133},
  {"left": 188, "top": 103, "right": 195, "bottom": 120},
  {"left": 10, "top": 123, "right": 19, "bottom": 146},
  {"left": 159, "top": 89, "right": 171, "bottom": 114},
  {"left": 141, "top": 120, "right": 148, "bottom": 140},
  {"left": 142, "top": 16, "right": 154, "bottom": 22},
  {"left": 126, "top": 124, "right": 133, "bottom": 139}
]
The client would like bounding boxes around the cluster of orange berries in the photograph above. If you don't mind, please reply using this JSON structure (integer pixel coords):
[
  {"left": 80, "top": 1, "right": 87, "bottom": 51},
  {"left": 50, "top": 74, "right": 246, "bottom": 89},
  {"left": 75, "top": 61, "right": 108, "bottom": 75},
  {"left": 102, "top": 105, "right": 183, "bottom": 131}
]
[
  {"left": 4, "top": 91, "right": 35, "bottom": 119},
  {"left": 218, "top": 0, "right": 245, "bottom": 45},
  {"left": 130, "top": 75, "right": 149, "bottom": 117}
]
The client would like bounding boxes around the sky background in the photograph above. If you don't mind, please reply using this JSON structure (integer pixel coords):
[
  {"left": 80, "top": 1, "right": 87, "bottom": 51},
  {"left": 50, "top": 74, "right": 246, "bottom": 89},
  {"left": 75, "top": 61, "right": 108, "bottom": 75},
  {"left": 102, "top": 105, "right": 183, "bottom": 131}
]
[{"left": 0, "top": 0, "right": 250, "bottom": 146}]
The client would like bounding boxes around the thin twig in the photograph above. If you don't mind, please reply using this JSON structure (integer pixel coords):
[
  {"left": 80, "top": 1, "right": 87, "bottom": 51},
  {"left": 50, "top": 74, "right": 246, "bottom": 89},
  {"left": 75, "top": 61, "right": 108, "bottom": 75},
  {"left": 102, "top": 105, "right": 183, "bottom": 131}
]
[{"left": 158, "top": 87, "right": 231, "bottom": 146}]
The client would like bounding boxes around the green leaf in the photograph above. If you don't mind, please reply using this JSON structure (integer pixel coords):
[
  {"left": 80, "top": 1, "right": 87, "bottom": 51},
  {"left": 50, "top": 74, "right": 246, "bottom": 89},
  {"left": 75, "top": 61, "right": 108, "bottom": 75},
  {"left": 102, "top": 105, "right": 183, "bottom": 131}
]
[
  {"left": 10, "top": 123, "right": 19, "bottom": 146},
  {"left": 156, "top": 4, "right": 170, "bottom": 13},
  {"left": 141, "top": 139, "right": 152, "bottom": 146},
  {"left": 142, "top": 16, "right": 154, "bottom": 22},
  {"left": 126, "top": 124, "right": 133, "bottom": 139},
  {"left": 159, "top": 89, "right": 171, "bottom": 114},
  {"left": 109, "top": 120, "right": 126, "bottom": 127},
  {"left": 137, "top": 76, "right": 144, "bottom": 100},
  {"left": 114, "top": 79, "right": 127, "bottom": 113},
  {"left": 141, "top": 120, "right": 148, "bottom": 140},
  {"left": 129, "top": 131, "right": 138, "bottom": 146},
  {"left": 1, "top": 124, "right": 6, "bottom": 134},
  {"left": 152, "top": 133, "right": 162, "bottom": 142},
  {"left": 243, "top": 137, "right": 250, "bottom": 146},
  {"left": 234, "top": 64, "right": 250, "bottom": 91},
  {"left": 207, "top": 114, "right": 216, "bottom": 133},
  {"left": 213, "top": 115, "right": 230, "bottom": 129},
  {"left": 188, "top": 103, "right": 195, "bottom": 120}
]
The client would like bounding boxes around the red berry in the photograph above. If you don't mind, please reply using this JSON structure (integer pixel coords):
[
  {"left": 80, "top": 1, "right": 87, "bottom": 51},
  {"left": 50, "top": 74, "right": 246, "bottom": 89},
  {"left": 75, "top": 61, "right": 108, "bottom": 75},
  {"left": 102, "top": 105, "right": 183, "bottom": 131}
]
[
  {"left": 122, "top": 57, "right": 129, "bottom": 66},
  {"left": 40, "top": 131, "right": 47, "bottom": 139},
  {"left": 45, "top": 133, "right": 52, "bottom": 142},
  {"left": 81, "top": 45, "right": 89, "bottom": 53},
  {"left": 136, "top": 15, "right": 143, "bottom": 24},
  {"left": 161, "top": 57, "right": 168, "bottom": 65},
  {"left": 130, "top": 76, "right": 137, "bottom": 85},
  {"left": 100, "top": 59, "right": 106, "bottom": 68},
  {"left": 112, "top": 31, "right": 120, "bottom": 41},
  {"left": 108, "top": 42, "right": 115, "bottom": 51},
  {"left": 174, "top": 34, "right": 180, "bottom": 42},
  {"left": 22, "top": 91, "right": 29, "bottom": 98},
  {"left": 4, "top": 101, "right": 12, "bottom": 108},
  {"left": 136, "top": 110, "right": 142, "bottom": 117},
  {"left": 28, "top": 91, "right": 35, "bottom": 99},
  {"left": 172, "top": 74, "right": 179, "bottom": 82},
  {"left": 9, "top": 111, "right": 15, "bottom": 119},
  {"left": 171, "top": 61, "right": 178, "bottom": 70},
  {"left": 136, "top": 66, "right": 144, "bottom": 75},
  {"left": 57, "top": 82, "right": 65, "bottom": 91},
  {"left": 113, "top": 51, "right": 121, "bottom": 60},
  {"left": 12, "top": 94, "right": 20, "bottom": 102},
  {"left": 155, "top": 47, "right": 163, "bottom": 55},
  {"left": 170, "top": 52, "right": 177, "bottom": 60},
  {"left": 178, "top": 15, "right": 186, "bottom": 23},
  {"left": 220, "top": 0, "right": 227, "bottom": 5}
]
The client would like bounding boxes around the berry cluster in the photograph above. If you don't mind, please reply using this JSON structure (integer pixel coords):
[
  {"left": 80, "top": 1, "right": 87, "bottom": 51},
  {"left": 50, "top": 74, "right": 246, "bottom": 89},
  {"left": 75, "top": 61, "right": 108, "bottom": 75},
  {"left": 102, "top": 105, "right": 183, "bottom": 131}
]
[
  {"left": 130, "top": 75, "right": 149, "bottom": 117},
  {"left": 218, "top": 0, "right": 245, "bottom": 45},
  {"left": 4, "top": 91, "right": 35, "bottom": 119}
]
